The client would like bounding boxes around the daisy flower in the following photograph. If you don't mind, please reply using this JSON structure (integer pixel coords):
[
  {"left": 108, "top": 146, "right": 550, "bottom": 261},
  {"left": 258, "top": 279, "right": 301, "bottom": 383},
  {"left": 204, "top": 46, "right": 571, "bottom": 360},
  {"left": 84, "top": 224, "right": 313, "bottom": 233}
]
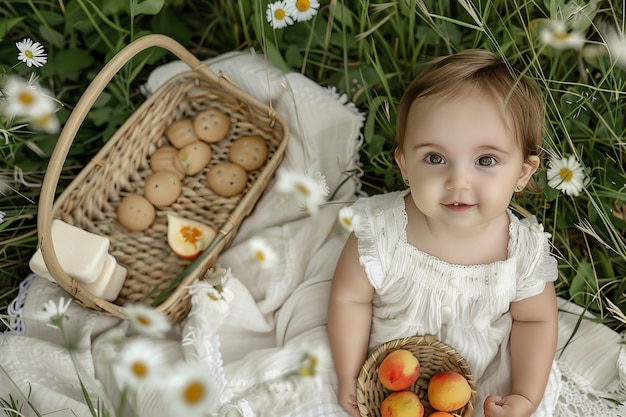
[
  {"left": 276, "top": 169, "right": 328, "bottom": 214},
  {"left": 36, "top": 297, "right": 71, "bottom": 327},
  {"left": 188, "top": 275, "right": 235, "bottom": 316},
  {"left": 30, "top": 110, "right": 60, "bottom": 134},
  {"left": 310, "top": 169, "right": 330, "bottom": 196},
  {"left": 605, "top": 27, "right": 626, "bottom": 69},
  {"left": 16, "top": 38, "right": 47, "bottom": 68},
  {"left": 165, "top": 362, "right": 220, "bottom": 416},
  {"left": 539, "top": 19, "right": 585, "bottom": 50},
  {"left": 249, "top": 237, "right": 278, "bottom": 269},
  {"left": 285, "top": 0, "right": 320, "bottom": 22},
  {"left": 113, "top": 340, "right": 166, "bottom": 390},
  {"left": 338, "top": 206, "right": 359, "bottom": 232},
  {"left": 124, "top": 303, "right": 172, "bottom": 338},
  {"left": 296, "top": 343, "right": 332, "bottom": 377},
  {"left": 1, "top": 75, "right": 57, "bottom": 120},
  {"left": 547, "top": 154, "right": 586, "bottom": 197},
  {"left": 266, "top": 1, "right": 294, "bottom": 29}
]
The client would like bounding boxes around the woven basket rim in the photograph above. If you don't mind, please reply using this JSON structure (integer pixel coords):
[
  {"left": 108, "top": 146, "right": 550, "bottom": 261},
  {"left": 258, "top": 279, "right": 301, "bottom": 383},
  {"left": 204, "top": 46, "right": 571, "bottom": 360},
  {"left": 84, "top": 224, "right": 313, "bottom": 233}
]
[
  {"left": 357, "top": 334, "right": 476, "bottom": 417},
  {"left": 37, "top": 35, "right": 289, "bottom": 324}
]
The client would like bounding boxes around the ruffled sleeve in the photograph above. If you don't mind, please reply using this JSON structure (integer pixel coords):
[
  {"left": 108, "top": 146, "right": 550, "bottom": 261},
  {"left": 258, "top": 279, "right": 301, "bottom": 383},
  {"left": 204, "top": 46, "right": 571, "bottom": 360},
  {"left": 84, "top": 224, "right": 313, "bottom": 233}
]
[
  {"left": 351, "top": 191, "right": 405, "bottom": 289},
  {"left": 513, "top": 215, "right": 558, "bottom": 302}
]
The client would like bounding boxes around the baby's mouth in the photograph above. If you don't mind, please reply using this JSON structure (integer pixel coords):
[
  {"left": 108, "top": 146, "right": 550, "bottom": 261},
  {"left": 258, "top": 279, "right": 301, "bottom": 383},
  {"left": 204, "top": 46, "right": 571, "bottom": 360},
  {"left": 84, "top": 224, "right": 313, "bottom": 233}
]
[{"left": 444, "top": 201, "right": 475, "bottom": 209}]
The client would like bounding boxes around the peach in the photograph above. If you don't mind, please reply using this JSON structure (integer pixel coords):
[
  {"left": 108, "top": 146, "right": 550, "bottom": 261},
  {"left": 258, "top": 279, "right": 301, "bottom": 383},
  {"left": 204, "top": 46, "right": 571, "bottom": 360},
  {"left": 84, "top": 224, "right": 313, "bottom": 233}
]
[
  {"left": 427, "top": 371, "right": 471, "bottom": 412},
  {"left": 378, "top": 349, "right": 420, "bottom": 391},
  {"left": 381, "top": 390, "right": 424, "bottom": 417},
  {"left": 429, "top": 412, "right": 454, "bottom": 417},
  {"left": 167, "top": 213, "right": 217, "bottom": 259}
]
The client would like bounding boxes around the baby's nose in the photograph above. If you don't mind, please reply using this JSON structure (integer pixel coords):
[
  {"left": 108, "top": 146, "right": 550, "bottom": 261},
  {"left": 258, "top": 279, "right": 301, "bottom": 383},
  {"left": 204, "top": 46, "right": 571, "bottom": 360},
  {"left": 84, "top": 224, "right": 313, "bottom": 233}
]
[{"left": 445, "top": 166, "right": 472, "bottom": 191}]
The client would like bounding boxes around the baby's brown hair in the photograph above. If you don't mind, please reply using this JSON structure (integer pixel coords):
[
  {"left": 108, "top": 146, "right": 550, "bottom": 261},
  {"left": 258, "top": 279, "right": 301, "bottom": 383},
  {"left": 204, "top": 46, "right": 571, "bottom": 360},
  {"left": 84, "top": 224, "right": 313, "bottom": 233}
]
[{"left": 396, "top": 49, "right": 545, "bottom": 191}]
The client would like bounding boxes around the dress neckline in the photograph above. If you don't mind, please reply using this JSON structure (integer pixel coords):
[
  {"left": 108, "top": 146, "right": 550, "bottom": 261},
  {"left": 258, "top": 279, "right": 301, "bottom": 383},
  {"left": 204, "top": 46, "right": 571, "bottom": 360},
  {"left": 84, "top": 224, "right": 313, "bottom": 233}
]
[{"left": 395, "top": 189, "right": 518, "bottom": 269}]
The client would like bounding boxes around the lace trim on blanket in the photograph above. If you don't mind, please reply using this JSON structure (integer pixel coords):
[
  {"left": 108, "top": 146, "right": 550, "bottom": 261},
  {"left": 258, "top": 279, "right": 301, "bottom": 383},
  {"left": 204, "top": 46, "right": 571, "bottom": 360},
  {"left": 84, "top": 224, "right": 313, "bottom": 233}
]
[
  {"left": 323, "top": 84, "right": 366, "bottom": 200},
  {"left": 6, "top": 273, "right": 37, "bottom": 333},
  {"left": 555, "top": 360, "right": 626, "bottom": 417}
]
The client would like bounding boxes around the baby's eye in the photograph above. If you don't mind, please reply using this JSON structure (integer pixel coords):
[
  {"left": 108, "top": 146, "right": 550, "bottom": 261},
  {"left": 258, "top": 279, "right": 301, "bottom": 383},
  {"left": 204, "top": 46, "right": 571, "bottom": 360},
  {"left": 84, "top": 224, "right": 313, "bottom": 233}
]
[
  {"left": 477, "top": 156, "right": 497, "bottom": 166},
  {"left": 425, "top": 154, "right": 445, "bottom": 164}
]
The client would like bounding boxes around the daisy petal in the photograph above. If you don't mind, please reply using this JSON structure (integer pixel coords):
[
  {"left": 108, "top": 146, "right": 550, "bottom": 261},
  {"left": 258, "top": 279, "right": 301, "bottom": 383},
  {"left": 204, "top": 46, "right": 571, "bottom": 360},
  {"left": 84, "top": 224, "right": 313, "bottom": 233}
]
[
  {"left": 16, "top": 38, "right": 48, "bottom": 68},
  {"left": 546, "top": 154, "right": 586, "bottom": 196},
  {"left": 124, "top": 303, "right": 172, "bottom": 337},
  {"left": 539, "top": 19, "right": 586, "bottom": 50},
  {"left": 285, "top": 0, "right": 320, "bottom": 22},
  {"left": 266, "top": 1, "right": 294, "bottom": 29},
  {"left": 165, "top": 362, "right": 220, "bottom": 416}
]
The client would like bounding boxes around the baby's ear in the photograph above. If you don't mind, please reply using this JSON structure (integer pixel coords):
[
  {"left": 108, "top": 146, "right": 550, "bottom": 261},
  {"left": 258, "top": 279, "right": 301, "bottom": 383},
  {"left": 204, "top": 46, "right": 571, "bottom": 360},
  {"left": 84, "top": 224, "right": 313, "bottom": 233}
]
[
  {"left": 394, "top": 147, "right": 407, "bottom": 177},
  {"left": 519, "top": 155, "right": 540, "bottom": 184}
]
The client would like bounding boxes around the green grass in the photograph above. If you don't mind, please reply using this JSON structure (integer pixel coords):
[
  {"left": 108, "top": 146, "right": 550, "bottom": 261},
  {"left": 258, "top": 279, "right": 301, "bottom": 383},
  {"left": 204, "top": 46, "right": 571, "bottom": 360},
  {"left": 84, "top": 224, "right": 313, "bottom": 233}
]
[{"left": 1, "top": 0, "right": 625, "bottom": 334}]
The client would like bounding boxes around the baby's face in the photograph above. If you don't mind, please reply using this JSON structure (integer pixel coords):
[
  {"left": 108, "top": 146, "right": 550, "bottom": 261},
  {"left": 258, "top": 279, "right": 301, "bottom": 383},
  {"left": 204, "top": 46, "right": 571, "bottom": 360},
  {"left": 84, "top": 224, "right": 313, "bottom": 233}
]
[{"left": 395, "top": 88, "right": 538, "bottom": 231}]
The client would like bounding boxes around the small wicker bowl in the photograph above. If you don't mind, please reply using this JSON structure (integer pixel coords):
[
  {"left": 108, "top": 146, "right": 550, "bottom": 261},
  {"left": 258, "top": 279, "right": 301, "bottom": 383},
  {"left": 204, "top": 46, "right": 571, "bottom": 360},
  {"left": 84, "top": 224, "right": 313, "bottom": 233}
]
[{"left": 357, "top": 334, "right": 476, "bottom": 417}]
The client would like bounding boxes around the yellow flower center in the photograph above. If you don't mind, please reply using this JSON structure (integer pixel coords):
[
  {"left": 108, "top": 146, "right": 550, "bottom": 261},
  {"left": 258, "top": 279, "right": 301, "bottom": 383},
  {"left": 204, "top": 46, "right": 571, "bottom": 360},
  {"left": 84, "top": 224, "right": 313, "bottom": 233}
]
[
  {"left": 296, "top": 183, "right": 311, "bottom": 196},
  {"left": 298, "top": 355, "right": 318, "bottom": 376},
  {"left": 35, "top": 113, "right": 51, "bottom": 126},
  {"left": 180, "top": 225, "right": 202, "bottom": 245},
  {"left": 296, "top": 0, "right": 311, "bottom": 11},
  {"left": 19, "top": 91, "right": 35, "bottom": 106},
  {"left": 254, "top": 250, "right": 266, "bottom": 262},
  {"left": 25, "top": 50, "right": 34, "bottom": 59},
  {"left": 137, "top": 315, "right": 151, "bottom": 326},
  {"left": 131, "top": 361, "right": 148, "bottom": 377},
  {"left": 183, "top": 381, "right": 204, "bottom": 404},
  {"left": 274, "top": 9, "right": 286, "bottom": 19},
  {"left": 342, "top": 217, "right": 352, "bottom": 227},
  {"left": 554, "top": 31, "right": 569, "bottom": 41},
  {"left": 559, "top": 168, "right": 574, "bottom": 182},
  {"left": 299, "top": 366, "right": 313, "bottom": 376},
  {"left": 207, "top": 292, "right": 219, "bottom": 301}
]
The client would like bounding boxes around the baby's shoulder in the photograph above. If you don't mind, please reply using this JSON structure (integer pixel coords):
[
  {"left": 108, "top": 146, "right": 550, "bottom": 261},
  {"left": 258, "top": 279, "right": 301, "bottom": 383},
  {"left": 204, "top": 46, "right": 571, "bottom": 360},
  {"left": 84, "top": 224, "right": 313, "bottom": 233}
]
[
  {"left": 508, "top": 212, "right": 558, "bottom": 286},
  {"left": 509, "top": 212, "right": 550, "bottom": 244},
  {"left": 508, "top": 211, "right": 555, "bottom": 264}
]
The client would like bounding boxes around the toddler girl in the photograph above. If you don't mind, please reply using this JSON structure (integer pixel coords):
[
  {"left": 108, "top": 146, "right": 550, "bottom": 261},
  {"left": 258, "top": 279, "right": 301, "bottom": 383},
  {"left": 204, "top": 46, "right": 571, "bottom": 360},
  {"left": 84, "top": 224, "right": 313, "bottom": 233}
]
[{"left": 328, "top": 49, "right": 560, "bottom": 417}]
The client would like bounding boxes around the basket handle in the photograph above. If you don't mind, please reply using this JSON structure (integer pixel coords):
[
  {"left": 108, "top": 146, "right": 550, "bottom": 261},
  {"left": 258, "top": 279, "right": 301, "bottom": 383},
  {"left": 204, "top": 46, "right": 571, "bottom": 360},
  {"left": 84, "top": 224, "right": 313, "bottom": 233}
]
[{"left": 36, "top": 34, "right": 228, "bottom": 308}]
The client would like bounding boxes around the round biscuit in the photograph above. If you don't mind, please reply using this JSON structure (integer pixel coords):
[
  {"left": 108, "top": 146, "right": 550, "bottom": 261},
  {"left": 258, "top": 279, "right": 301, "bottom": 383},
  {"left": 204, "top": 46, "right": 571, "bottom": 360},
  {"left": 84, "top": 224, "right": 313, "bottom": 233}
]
[
  {"left": 117, "top": 194, "right": 156, "bottom": 232},
  {"left": 193, "top": 108, "right": 231, "bottom": 143},
  {"left": 166, "top": 118, "right": 199, "bottom": 148},
  {"left": 206, "top": 162, "right": 248, "bottom": 197},
  {"left": 228, "top": 135, "right": 269, "bottom": 171},
  {"left": 144, "top": 171, "right": 182, "bottom": 207}
]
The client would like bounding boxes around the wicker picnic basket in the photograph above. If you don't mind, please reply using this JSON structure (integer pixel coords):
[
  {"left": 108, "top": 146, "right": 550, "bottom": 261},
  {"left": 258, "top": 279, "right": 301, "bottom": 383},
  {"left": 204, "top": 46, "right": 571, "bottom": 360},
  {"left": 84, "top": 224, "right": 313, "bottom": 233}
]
[
  {"left": 37, "top": 34, "right": 289, "bottom": 324},
  {"left": 357, "top": 334, "right": 476, "bottom": 417}
]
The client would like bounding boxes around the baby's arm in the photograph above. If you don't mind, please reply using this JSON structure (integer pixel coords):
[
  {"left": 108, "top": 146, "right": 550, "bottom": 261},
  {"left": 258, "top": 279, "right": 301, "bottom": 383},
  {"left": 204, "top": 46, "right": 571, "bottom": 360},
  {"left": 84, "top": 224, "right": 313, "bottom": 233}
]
[
  {"left": 328, "top": 233, "right": 375, "bottom": 417},
  {"left": 484, "top": 282, "right": 558, "bottom": 417}
]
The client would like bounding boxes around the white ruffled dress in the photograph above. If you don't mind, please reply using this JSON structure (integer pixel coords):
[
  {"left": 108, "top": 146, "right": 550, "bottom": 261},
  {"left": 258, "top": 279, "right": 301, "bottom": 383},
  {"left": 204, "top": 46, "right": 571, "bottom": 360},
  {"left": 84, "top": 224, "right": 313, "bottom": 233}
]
[{"left": 352, "top": 190, "right": 561, "bottom": 417}]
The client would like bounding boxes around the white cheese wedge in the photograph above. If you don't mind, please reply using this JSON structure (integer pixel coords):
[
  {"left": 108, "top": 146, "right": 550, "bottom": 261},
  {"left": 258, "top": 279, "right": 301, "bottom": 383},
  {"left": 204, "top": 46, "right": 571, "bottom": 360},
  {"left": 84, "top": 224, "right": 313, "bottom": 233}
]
[
  {"left": 83, "top": 254, "right": 127, "bottom": 301},
  {"left": 29, "top": 219, "right": 110, "bottom": 284}
]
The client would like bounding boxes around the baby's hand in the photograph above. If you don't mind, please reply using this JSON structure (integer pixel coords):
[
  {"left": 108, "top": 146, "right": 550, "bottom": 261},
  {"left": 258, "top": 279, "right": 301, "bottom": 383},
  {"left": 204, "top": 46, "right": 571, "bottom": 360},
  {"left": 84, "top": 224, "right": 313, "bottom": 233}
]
[
  {"left": 483, "top": 393, "right": 534, "bottom": 417},
  {"left": 337, "top": 380, "right": 361, "bottom": 417}
]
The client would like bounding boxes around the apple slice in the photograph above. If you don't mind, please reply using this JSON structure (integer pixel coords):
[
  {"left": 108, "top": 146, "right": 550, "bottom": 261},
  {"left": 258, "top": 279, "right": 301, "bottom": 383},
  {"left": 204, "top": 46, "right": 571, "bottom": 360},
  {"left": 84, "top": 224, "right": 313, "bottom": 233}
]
[{"left": 167, "top": 214, "right": 217, "bottom": 259}]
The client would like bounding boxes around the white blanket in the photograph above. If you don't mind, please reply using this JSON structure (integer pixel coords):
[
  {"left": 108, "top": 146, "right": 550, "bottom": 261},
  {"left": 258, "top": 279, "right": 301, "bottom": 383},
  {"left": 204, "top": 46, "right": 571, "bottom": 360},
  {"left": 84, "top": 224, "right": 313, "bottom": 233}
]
[{"left": 2, "top": 52, "right": 626, "bottom": 417}]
